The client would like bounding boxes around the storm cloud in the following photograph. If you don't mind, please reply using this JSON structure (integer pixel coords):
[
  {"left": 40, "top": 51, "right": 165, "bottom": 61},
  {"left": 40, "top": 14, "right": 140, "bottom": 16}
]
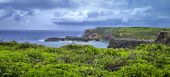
[{"left": 0, "top": 0, "right": 169, "bottom": 30}]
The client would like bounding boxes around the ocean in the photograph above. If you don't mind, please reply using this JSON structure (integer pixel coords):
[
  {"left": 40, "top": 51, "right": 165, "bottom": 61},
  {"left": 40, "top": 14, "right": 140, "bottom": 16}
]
[{"left": 0, "top": 30, "right": 108, "bottom": 48}]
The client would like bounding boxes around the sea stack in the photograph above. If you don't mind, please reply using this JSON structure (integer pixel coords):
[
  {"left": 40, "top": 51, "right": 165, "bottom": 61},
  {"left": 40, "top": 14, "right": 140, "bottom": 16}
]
[{"left": 83, "top": 29, "right": 100, "bottom": 41}]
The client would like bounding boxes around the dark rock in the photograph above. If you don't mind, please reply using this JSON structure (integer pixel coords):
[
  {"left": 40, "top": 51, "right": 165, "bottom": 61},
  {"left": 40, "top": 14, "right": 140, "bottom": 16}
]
[
  {"left": 103, "top": 32, "right": 113, "bottom": 40},
  {"left": 108, "top": 36, "right": 153, "bottom": 48},
  {"left": 61, "top": 38, "right": 65, "bottom": 41},
  {"left": 83, "top": 29, "right": 100, "bottom": 40},
  {"left": 45, "top": 29, "right": 103, "bottom": 42},
  {"left": 45, "top": 36, "right": 92, "bottom": 42},
  {"left": 85, "top": 39, "right": 89, "bottom": 42},
  {"left": 44, "top": 37, "right": 61, "bottom": 41},
  {"left": 108, "top": 31, "right": 170, "bottom": 48},
  {"left": 95, "top": 39, "right": 100, "bottom": 41},
  {"left": 65, "top": 36, "right": 87, "bottom": 41},
  {"left": 155, "top": 31, "right": 170, "bottom": 45}
]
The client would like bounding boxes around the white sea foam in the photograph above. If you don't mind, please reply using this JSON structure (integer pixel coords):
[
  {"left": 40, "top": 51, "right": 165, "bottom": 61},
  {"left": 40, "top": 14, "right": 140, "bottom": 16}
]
[{"left": 38, "top": 39, "right": 44, "bottom": 42}]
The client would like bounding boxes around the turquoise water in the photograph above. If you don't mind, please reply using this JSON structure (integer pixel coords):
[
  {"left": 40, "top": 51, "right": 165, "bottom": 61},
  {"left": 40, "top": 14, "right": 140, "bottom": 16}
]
[{"left": 0, "top": 30, "right": 108, "bottom": 48}]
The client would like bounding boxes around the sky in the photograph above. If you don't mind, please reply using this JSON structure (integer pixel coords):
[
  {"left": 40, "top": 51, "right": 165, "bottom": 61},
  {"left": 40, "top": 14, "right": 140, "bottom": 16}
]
[{"left": 0, "top": 0, "right": 170, "bottom": 30}]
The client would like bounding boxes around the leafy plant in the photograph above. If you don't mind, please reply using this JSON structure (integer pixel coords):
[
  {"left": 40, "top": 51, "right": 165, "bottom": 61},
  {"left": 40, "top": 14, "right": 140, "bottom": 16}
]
[{"left": 0, "top": 42, "right": 169, "bottom": 77}]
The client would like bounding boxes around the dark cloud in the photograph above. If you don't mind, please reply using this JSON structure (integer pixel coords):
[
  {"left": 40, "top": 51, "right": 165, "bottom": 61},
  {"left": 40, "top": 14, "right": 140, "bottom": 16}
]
[
  {"left": 0, "top": 0, "right": 170, "bottom": 30},
  {"left": 0, "top": 0, "right": 77, "bottom": 10},
  {"left": 54, "top": 18, "right": 170, "bottom": 28},
  {"left": 13, "top": 10, "right": 34, "bottom": 21},
  {"left": 54, "top": 19, "right": 123, "bottom": 26}
]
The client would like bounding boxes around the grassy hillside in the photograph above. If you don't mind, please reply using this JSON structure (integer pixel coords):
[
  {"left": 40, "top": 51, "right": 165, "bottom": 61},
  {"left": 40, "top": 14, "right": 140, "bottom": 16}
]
[
  {"left": 0, "top": 42, "right": 170, "bottom": 77},
  {"left": 95, "top": 27, "right": 170, "bottom": 40}
]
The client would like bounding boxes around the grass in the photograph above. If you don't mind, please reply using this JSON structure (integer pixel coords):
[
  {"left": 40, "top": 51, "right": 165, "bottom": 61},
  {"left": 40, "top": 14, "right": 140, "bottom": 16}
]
[
  {"left": 95, "top": 27, "right": 170, "bottom": 40},
  {"left": 0, "top": 42, "right": 170, "bottom": 77}
]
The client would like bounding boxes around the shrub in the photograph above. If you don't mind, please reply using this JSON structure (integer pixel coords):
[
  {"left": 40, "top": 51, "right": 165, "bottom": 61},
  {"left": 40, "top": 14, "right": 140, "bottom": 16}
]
[
  {"left": 17, "top": 43, "right": 43, "bottom": 49},
  {"left": 0, "top": 62, "right": 31, "bottom": 77},
  {"left": 117, "top": 63, "right": 167, "bottom": 77},
  {"left": 0, "top": 42, "right": 170, "bottom": 77}
]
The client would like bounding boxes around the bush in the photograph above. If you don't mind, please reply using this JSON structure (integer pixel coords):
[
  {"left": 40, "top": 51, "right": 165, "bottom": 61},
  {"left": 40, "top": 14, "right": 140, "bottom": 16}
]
[
  {"left": 117, "top": 63, "right": 166, "bottom": 77},
  {"left": 0, "top": 42, "right": 170, "bottom": 77},
  {"left": 0, "top": 62, "right": 31, "bottom": 77}
]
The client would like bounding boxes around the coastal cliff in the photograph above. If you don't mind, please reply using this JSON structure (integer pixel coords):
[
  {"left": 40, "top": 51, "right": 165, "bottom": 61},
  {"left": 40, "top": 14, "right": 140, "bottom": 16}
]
[
  {"left": 82, "top": 29, "right": 100, "bottom": 40},
  {"left": 45, "top": 27, "right": 170, "bottom": 48},
  {"left": 155, "top": 31, "right": 170, "bottom": 45},
  {"left": 45, "top": 29, "right": 101, "bottom": 42},
  {"left": 107, "top": 31, "right": 170, "bottom": 48},
  {"left": 94, "top": 27, "right": 170, "bottom": 40},
  {"left": 107, "top": 37, "right": 153, "bottom": 48}
]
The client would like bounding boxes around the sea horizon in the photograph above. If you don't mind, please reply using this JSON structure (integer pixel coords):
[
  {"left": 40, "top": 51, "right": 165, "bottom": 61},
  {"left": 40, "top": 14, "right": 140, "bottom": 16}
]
[{"left": 0, "top": 30, "right": 108, "bottom": 48}]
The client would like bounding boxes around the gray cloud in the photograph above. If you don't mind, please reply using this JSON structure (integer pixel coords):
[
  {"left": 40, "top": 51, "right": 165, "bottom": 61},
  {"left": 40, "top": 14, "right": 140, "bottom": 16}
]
[
  {"left": 0, "top": 0, "right": 77, "bottom": 10},
  {"left": 0, "top": 0, "right": 170, "bottom": 30},
  {"left": 128, "top": 0, "right": 170, "bottom": 15},
  {"left": 54, "top": 19, "right": 123, "bottom": 26}
]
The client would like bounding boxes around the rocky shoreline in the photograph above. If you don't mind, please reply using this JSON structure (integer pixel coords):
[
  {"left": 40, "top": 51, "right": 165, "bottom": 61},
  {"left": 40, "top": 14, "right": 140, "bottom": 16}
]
[
  {"left": 45, "top": 28, "right": 170, "bottom": 48},
  {"left": 45, "top": 29, "right": 101, "bottom": 42},
  {"left": 45, "top": 36, "right": 100, "bottom": 42}
]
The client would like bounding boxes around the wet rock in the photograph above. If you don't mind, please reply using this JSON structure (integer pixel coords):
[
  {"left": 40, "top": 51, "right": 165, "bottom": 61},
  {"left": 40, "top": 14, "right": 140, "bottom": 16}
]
[
  {"left": 45, "top": 29, "right": 102, "bottom": 42},
  {"left": 45, "top": 36, "right": 91, "bottom": 42},
  {"left": 65, "top": 36, "right": 87, "bottom": 41},
  {"left": 44, "top": 37, "right": 61, "bottom": 41}
]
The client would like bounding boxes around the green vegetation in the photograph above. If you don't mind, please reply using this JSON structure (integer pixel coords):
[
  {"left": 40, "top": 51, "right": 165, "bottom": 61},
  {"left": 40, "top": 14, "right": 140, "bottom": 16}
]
[
  {"left": 0, "top": 41, "right": 170, "bottom": 77},
  {"left": 95, "top": 27, "right": 170, "bottom": 40}
]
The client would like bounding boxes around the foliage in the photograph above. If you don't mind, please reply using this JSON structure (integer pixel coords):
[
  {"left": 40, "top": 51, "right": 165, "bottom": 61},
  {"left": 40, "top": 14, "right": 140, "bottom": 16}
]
[{"left": 0, "top": 42, "right": 170, "bottom": 77}]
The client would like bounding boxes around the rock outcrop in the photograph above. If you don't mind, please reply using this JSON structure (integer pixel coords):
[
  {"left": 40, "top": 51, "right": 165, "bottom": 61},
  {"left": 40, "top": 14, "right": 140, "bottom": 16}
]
[
  {"left": 83, "top": 29, "right": 100, "bottom": 40},
  {"left": 45, "top": 37, "right": 64, "bottom": 41},
  {"left": 108, "top": 31, "right": 170, "bottom": 48},
  {"left": 64, "top": 36, "right": 88, "bottom": 41},
  {"left": 45, "top": 36, "right": 99, "bottom": 42},
  {"left": 45, "top": 29, "right": 101, "bottom": 42},
  {"left": 45, "top": 36, "right": 87, "bottom": 42},
  {"left": 108, "top": 36, "right": 153, "bottom": 48},
  {"left": 155, "top": 31, "right": 170, "bottom": 45}
]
